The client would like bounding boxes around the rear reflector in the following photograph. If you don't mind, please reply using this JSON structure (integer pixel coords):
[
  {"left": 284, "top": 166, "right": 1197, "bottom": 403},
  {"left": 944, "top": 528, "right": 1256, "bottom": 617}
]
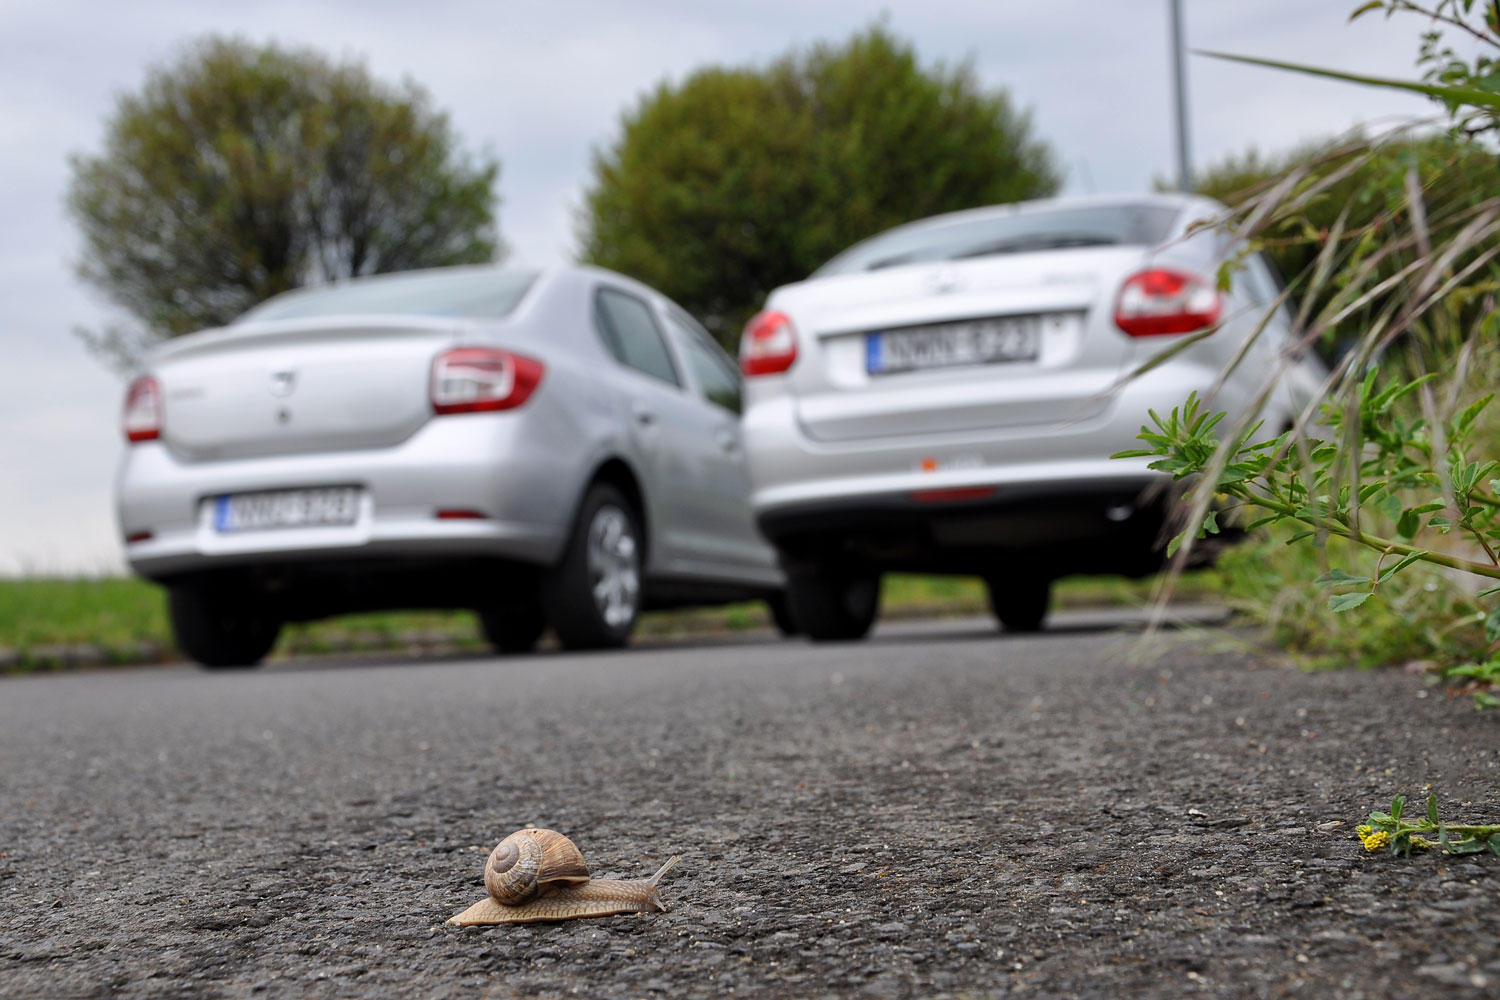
[
  {"left": 910, "top": 486, "right": 996, "bottom": 504},
  {"left": 1114, "top": 268, "right": 1222, "bottom": 337},
  {"left": 125, "top": 531, "right": 154, "bottom": 544},
  {"left": 740, "top": 310, "right": 798, "bottom": 376},
  {"left": 432, "top": 347, "right": 544, "bottom": 414},
  {"left": 122, "top": 375, "right": 162, "bottom": 443},
  {"left": 435, "top": 509, "right": 488, "bottom": 520}
]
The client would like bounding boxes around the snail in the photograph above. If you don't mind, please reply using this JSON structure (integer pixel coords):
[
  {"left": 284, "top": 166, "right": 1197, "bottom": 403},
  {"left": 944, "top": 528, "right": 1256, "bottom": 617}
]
[{"left": 448, "top": 828, "right": 681, "bottom": 926}]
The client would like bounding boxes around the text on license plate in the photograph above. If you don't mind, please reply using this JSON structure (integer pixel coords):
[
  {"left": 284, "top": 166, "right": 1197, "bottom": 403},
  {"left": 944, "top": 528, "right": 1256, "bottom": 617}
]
[
  {"left": 867, "top": 315, "right": 1042, "bottom": 374},
  {"left": 214, "top": 487, "right": 360, "bottom": 533}
]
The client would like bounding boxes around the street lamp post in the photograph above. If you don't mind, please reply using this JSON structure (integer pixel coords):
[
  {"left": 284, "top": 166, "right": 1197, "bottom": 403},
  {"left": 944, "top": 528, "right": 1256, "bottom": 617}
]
[{"left": 1169, "top": 0, "right": 1193, "bottom": 192}]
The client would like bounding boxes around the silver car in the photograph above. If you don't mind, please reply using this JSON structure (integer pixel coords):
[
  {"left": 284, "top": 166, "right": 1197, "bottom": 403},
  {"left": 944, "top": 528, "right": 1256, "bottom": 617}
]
[
  {"left": 116, "top": 265, "right": 784, "bottom": 667},
  {"left": 738, "top": 194, "right": 1326, "bottom": 641}
]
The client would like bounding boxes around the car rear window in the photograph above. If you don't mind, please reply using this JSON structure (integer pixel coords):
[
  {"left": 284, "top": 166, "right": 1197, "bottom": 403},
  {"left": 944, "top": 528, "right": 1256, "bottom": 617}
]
[
  {"left": 814, "top": 203, "right": 1182, "bottom": 276},
  {"left": 237, "top": 269, "right": 539, "bottom": 323}
]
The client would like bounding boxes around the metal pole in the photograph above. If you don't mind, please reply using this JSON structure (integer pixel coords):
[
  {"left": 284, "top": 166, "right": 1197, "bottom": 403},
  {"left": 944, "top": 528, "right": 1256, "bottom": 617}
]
[{"left": 1168, "top": 0, "right": 1192, "bottom": 192}]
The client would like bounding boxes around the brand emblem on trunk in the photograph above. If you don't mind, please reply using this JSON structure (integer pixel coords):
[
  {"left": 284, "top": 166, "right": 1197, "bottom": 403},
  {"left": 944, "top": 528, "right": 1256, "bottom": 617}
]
[
  {"left": 269, "top": 369, "right": 297, "bottom": 397},
  {"left": 926, "top": 267, "right": 963, "bottom": 295}
]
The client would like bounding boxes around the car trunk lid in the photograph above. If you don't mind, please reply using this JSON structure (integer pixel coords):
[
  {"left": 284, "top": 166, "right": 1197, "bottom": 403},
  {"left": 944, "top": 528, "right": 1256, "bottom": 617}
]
[
  {"left": 777, "top": 248, "right": 1147, "bottom": 443},
  {"left": 153, "top": 317, "right": 464, "bottom": 461}
]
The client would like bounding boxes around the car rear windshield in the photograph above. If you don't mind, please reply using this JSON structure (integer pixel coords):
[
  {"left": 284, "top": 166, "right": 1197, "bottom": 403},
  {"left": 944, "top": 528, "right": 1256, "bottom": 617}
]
[
  {"left": 814, "top": 203, "right": 1182, "bottom": 276},
  {"left": 237, "top": 269, "right": 539, "bottom": 323}
]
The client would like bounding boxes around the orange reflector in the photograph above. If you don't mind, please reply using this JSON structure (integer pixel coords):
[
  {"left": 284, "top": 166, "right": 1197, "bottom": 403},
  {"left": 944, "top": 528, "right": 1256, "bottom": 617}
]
[
  {"left": 919, "top": 458, "right": 938, "bottom": 473},
  {"left": 436, "top": 509, "right": 488, "bottom": 520},
  {"left": 909, "top": 487, "right": 996, "bottom": 504}
]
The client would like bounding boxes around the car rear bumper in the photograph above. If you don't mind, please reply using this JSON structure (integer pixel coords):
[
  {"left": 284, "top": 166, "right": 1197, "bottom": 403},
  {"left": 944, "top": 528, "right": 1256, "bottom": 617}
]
[
  {"left": 117, "top": 413, "right": 575, "bottom": 579},
  {"left": 757, "top": 471, "right": 1176, "bottom": 577}
]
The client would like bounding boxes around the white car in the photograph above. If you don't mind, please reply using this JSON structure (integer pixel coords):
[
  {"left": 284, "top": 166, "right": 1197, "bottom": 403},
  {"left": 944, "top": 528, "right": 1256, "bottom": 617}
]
[
  {"left": 116, "top": 265, "right": 785, "bottom": 667},
  {"left": 738, "top": 194, "right": 1325, "bottom": 640}
]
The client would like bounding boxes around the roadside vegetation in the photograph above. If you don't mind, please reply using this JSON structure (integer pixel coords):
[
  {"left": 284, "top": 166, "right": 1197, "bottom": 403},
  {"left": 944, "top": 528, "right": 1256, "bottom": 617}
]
[
  {"left": 1123, "top": 0, "right": 1500, "bottom": 707},
  {"left": 0, "top": 572, "right": 1226, "bottom": 671}
]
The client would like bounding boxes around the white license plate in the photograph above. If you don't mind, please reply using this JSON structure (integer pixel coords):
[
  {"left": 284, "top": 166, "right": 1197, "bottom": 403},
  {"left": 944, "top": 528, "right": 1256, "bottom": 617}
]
[
  {"left": 214, "top": 487, "right": 360, "bottom": 533},
  {"left": 867, "top": 315, "right": 1041, "bottom": 374}
]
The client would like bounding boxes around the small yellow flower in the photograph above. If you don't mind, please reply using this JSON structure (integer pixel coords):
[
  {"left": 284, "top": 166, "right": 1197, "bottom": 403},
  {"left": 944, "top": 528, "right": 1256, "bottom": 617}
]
[
  {"left": 1361, "top": 830, "right": 1391, "bottom": 852},
  {"left": 1356, "top": 825, "right": 1373, "bottom": 838}
]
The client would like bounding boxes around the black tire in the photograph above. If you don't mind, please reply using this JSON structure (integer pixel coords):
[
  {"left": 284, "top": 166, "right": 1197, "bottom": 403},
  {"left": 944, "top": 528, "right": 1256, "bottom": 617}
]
[
  {"left": 984, "top": 575, "right": 1051, "bottom": 633},
  {"left": 786, "top": 566, "right": 881, "bottom": 642},
  {"left": 168, "top": 583, "right": 281, "bottom": 669},
  {"left": 478, "top": 603, "right": 547, "bottom": 654},
  {"left": 766, "top": 592, "right": 800, "bottom": 637},
  {"left": 542, "top": 483, "right": 642, "bottom": 650}
]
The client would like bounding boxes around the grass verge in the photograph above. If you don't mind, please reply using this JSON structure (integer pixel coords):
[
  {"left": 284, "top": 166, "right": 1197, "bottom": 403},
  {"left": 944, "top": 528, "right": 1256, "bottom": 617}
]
[{"left": 0, "top": 571, "right": 1224, "bottom": 672}]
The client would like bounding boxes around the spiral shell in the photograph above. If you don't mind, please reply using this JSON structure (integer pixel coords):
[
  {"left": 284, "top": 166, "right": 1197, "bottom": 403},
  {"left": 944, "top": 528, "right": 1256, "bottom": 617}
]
[
  {"left": 483, "top": 828, "right": 590, "bottom": 905},
  {"left": 449, "top": 828, "right": 681, "bottom": 926}
]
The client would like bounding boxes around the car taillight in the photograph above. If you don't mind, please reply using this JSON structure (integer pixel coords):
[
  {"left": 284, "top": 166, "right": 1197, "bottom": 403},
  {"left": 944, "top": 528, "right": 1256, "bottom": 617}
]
[
  {"left": 431, "top": 347, "right": 544, "bottom": 414},
  {"left": 122, "top": 375, "right": 162, "bottom": 443},
  {"left": 740, "top": 310, "right": 798, "bottom": 376},
  {"left": 1114, "top": 269, "right": 1223, "bottom": 337}
]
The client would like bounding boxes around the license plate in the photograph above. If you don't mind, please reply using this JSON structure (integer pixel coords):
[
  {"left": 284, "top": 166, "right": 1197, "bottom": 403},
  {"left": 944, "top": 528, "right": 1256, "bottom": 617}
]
[
  {"left": 214, "top": 487, "right": 360, "bottom": 533},
  {"left": 866, "top": 315, "right": 1041, "bottom": 374}
]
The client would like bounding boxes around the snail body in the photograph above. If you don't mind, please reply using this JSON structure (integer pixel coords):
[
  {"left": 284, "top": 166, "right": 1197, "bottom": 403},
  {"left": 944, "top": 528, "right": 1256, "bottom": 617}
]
[{"left": 448, "top": 828, "right": 680, "bottom": 926}]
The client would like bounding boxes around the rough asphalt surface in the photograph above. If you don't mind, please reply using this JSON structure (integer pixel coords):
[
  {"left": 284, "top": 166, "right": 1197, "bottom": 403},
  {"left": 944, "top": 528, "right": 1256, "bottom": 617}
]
[{"left": 2, "top": 610, "right": 1497, "bottom": 999}]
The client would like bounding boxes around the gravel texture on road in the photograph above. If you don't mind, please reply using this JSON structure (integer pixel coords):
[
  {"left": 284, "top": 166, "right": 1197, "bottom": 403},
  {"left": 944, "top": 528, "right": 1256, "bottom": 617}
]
[{"left": 1, "top": 611, "right": 1497, "bottom": 999}]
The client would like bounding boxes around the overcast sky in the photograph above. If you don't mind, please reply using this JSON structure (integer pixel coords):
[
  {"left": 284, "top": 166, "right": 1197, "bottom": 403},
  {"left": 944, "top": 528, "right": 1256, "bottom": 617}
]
[{"left": 0, "top": 0, "right": 1463, "bottom": 575}]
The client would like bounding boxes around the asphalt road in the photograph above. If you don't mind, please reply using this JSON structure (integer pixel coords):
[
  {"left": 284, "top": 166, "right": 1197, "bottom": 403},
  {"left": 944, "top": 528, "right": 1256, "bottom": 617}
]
[{"left": 2, "top": 610, "right": 1498, "bottom": 999}]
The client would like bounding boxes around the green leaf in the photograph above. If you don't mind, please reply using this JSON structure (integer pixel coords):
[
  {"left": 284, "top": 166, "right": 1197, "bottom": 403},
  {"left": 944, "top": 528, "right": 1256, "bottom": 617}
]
[
  {"left": 1396, "top": 508, "right": 1422, "bottom": 538},
  {"left": 1347, "top": 0, "right": 1383, "bottom": 19},
  {"left": 1391, "top": 796, "right": 1405, "bottom": 823},
  {"left": 1446, "top": 836, "right": 1490, "bottom": 855},
  {"left": 1330, "top": 592, "right": 1373, "bottom": 612},
  {"left": 1489, "top": 837, "right": 1500, "bottom": 857},
  {"left": 1427, "top": 795, "right": 1439, "bottom": 826},
  {"left": 1316, "top": 569, "right": 1371, "bottom": 589},
  {"left": 1285, "top": 530, "right": 1317, "bottom": 544},
  {"left": 1378, "top": 550, "right": 1428, "bottom": 583},
  {"left": 1487, "top": 608, "right": 1500, "bottom": 645},
  {"left": 1474, "top": 692, "right": 1500, "bottom": 711},
  {"left": 1111, "top": 448, "right": 1158, "bottom": 459},
  {"left": 1377, "top": 493, "right": 1403, "bottom": 522},
  {"left": 1202, "top": 510, "right": 1220, "bottom": 536},
  {"left": 1477, "top": 584, "right": 1500, "bottom": 599}
]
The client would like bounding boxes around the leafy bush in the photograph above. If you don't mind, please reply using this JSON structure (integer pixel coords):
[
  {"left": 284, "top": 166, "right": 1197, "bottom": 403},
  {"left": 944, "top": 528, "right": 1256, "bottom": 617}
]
[{"left": 1122, "top": 0, "right": 1500, "bottom": 700}]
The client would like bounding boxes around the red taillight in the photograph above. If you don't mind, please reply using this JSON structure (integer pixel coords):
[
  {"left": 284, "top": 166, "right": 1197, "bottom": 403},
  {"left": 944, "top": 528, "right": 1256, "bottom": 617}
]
[
  {"left": 431, "top": 347, "right": 544, "bottom": 414},
  {"left": 1114, "top": 269, "right": 1223, "bottom": 337},
  {"left": 740, "top": 310, "right": 798, "bottom": 376},
  {"left": 122, "top": 375, "right": 162, "bottom": 443}
]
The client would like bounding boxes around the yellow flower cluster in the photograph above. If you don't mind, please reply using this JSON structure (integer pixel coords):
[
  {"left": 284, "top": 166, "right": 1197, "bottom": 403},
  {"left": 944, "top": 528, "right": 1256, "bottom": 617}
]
[{"left": 1359, "top": 827, "right": 1391, "bottom": 852}]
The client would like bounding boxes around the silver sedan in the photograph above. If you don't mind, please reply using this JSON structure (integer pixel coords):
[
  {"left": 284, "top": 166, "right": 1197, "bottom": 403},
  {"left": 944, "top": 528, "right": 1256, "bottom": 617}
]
[
  {"left": 738, "top": 194, "right": 1327, "bottom": 640},
  {"left": 117, "top": 265, "right": 785, "bottom": 666}
]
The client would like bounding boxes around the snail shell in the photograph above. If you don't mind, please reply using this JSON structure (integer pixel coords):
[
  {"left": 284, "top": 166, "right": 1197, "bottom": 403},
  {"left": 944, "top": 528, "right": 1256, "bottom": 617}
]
[
  {"left": 484, "top": 828, "right": 590, "bottom": 904},
  {"left": 449, "top": 828, "right": 681, "bottom": 926}
]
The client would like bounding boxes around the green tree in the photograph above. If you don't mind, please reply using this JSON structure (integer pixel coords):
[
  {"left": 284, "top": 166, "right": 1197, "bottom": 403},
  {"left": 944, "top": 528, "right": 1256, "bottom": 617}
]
[
  {"left": 578, "top": 26, "right": 1061, "bottom": 344},
  {"left": 68, "top": 36, "right": 502, "bottom": 372},
  {"left": 1184, "top": 134, "right": 1499, "bottom": 344}
]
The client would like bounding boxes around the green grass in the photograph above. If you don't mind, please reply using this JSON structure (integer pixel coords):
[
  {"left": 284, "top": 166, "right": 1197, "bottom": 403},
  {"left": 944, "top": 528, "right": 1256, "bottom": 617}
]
[{"left": 0, "top": 569, "right": 1226, "bottom": 671}]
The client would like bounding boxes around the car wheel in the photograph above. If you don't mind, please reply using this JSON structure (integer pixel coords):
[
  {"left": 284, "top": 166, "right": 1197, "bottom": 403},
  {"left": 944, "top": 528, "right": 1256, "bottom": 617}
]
[
  {"left": 786, "top": 566, "right": 880, "bottom": 642},
  {"left": 543, "top": 483, "right": 642, "bottom": 650},
  {"left": 478, "top": 603, "right": 547, "bottom": 654},
  {"left": 766, "top": 592, "right": 800, "bottom": 637},
  {"left": 984, "top": 575, "right": 1051, "bottom": 633},
  {"left": 168, "top": 582, "right": 281, "bottom": 669}
]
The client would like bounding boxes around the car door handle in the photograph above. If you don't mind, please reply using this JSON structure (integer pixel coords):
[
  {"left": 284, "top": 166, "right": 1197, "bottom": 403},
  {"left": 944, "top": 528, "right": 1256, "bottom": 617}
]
[{"left": 633, "top": 405, "right": 657, "bottom": 427}]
